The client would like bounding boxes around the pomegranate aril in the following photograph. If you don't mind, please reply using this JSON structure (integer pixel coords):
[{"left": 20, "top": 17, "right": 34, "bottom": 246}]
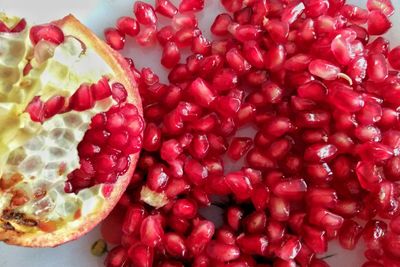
[
  {"left": 285, "top": 54, "right": 312, "bottom": 72},
  {"left": 172, "top": 13, "right": 198, "bottom": 31},
  {"left": 328, "top": 83, "right": 364, "bottom": 112},
  {"left": 250, "top": 184, "right": 270, "bottom": 211},
  {"left": 269, "top": 195, "right": 290, "bottom": 222},
  {"left": 224, "top": 171, "right": 253, "bottom": 200},
  {"left": 122, "top": 205, "right": 145, "bottom": 235},
  {"left": 157, "top": 26, "right": 175, "bottom": 46},
  {"left": 341, "top": 4, "right": 369, "bottom": 24},
  {"left": 264, "top": 19, "right": 289, "bottom": 44},
  {"left": 242, "top": 41, "right": 265, "bottom": 69},
  {"left": 302, "top": 224, "right": 327, "bottom": 254},
  {"left": 236, "top": 234, "right": 269, "bottom": 255},
  {"left": 192, "top": 35, "right": 211, "bottom": 55},
  {"left": 147, "top": 164, "right": 169, "bottom": 192},
  {"left": 155, "top": 0, "right": 178, "bottom": 18},
  {"left": 308, "top": 207, "right": 344, "bottom": 230},
  {"left": 225, "top": 48, "right": 251, "bottom": 74},
  {"left": 184, "top": 158, "right": 208, "bottom": 186},
  {"left": 161, "top": 42, "right": 181, "bottom": 69},
  {"left": 30, "top": 24, "right": 64, "bottom": 45},
  {"left": 136, "top": 25, "right": 157, "bottom": 46},
  {"left": 228, "top": 137, "right": 253, "bottom": 161},
  {"left": 243, "top": 210, "right": 267, "bottom": 234},
  {"left": 281, "top": 2, "right": 305, "bottom": 24},
  {"left": 276, "top": 236, "right": 302, "bottom": 261},
  {"left": 140, "top": 215, "right": 164, "bottom": 247},
  {"left": 92, "top": 78, "right": 112, "bottom": 100},
  {"left": 105, "top": 246, "right": 128, "bottom": 267},
  {"left": 206, "top": 241, "right": 240, "bottom": 262},
  {"left": 179, "top": 0, "right": 204, "bottom": 12},
  {"left": 304, "top": 144, "right": 338, "bottom": 163},
  {"left": 172, "top": 199, "right": 197, "bottom": 219},
  {"left": 43, "top": 95, "right": 65, "bottom": 119},
  {"left": 69, "top": 84, "right": 95, "bottom": 111},
  {"left": 367, "top": 0, "right": 394, "bottom": 16},
  {"left": 134, "top": 1, "right": 157, "bottom": 25},
  {"left": 128, "top": 244, "right": 154, "bottom": 267},
  {"left": 143, "top": 123, "right": 162, "bottom": 152},
  {"left": 388, "top": 46, "right": 400, "bottom": 70},
  {"left": 116, "top": 17, "right": 140, "bottom": 37},
  {"left": 187, "top": 220, "right": 215, "bottom": 256},
  {"left": 309, "top": 59, "right": 340, "bottom": 80},
  {"left": 368, "top": 10, "right": 391, "bottom": 35},
  {"left": 273, "top": 178, "right": 307, "bottom": 200},
  {"left": 264, "top": 44, "right": 286, "bottom": 71},
  {"left": 367, "top": 53, "right": 388, "bottom": 82},
  {"left": 104, "top": 28, "right": 125, "bottom": 50},
  {"left": 164, "top": 233, "right": 187, "bottom": 258}
]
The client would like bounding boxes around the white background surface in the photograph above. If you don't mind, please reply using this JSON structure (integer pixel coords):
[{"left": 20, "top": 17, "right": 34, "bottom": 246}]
[{"left": 0, "top": 0, "right": 400, "bottom": 266}]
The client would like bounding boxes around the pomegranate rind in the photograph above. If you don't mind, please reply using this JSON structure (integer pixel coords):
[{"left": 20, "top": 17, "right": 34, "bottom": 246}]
[{"left": 0, "top": 15, "right": 142, "bottom": 247}]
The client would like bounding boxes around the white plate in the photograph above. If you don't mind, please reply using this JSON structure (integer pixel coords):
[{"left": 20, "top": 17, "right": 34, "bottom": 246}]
[{"left": 0, "top": 0, "right": 399, "bottom": 266}]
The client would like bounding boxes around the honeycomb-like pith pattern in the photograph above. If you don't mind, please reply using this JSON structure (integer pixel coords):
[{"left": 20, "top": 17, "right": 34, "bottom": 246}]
[{"left": 0, "top": 16, "right": 120, "bottom": 233}]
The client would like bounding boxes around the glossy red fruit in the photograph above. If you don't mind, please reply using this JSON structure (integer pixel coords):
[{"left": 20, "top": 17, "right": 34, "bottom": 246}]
[
  {"left": 368, "top": 10, "right": 391, "bottom": 35},
  {"left": 117, "top": 17, "right": 140, "bottom": 37},
  {"left": 134, "top": 1, "right": 157, "bottom": 25},
  {"left": 155, "top": 0, "right": 178, "bottom": 18},
  {"left": 30, "top": 24, "right": 65, "bottom": 45}
]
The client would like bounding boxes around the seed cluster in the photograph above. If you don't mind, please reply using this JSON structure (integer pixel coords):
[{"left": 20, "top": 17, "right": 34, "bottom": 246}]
[{"left": 99, "top": 0, "right": 400, "bottom": 266}]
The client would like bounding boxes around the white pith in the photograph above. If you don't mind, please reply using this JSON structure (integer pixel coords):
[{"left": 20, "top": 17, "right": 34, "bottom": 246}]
[{"left": 0, "top": 15, "right": 120, "bottom": 233}]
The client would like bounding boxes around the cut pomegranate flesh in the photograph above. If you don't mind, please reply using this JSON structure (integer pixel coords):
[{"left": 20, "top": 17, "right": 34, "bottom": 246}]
[
  {"left": 0, "top": 14, "right": 143, "bottom": 247},
  {"left": 21, "top": 0, "right": 400, "bottom": 266}
]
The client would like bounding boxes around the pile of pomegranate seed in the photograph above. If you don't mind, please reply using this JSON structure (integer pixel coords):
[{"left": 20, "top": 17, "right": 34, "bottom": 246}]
[{"left": 102, "top": 0, "right": 400, "bottom": 266}]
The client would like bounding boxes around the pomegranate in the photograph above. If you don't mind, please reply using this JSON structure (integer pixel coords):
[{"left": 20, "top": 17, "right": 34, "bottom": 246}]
[
  {"left": 5, "top": 0, "right": 400, "bottom": 266},
  {"left": 0, "top": 14, "right": 142, "bottom": 247}
]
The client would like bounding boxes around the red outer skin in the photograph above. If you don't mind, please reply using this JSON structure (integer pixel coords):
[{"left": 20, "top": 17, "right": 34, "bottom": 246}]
[{"left": 0, "top": 15, "right": 142, "bottom": 247}]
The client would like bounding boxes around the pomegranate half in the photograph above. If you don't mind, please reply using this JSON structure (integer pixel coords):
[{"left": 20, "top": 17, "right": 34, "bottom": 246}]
[{"left": 0, "top": 14, "right": 143, "bottom": 247}]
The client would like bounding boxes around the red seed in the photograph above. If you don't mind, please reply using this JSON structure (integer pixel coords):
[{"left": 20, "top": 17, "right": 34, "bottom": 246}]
[
  {"left": 30, "top": 24, "right": 64, "bottom": 45},
  {"left": 273, "top": 179, "right": 308, "bottom": 200},
  {"left": 304, "top": 144, "right": 338, "bottom": 163},
  {"left": 206, "top": 241, "right": 241, "bottom": 262},
  {"left": 224, "top": 171, "right": 253, "bottom": 200},
  {"left": 122, "top": 205, "right": 145, "bottom": 235},
  {"left": 226, "top": 48, "right": 251, "bottom": 74},
  {"left": 147, "top": 164, "right": 169, "bottom": 192},
  {"left": 164, "top": 233, "right": 187, "bottom": 258},
  {"left": 302, "top": 224, "right": 327, "bottom": 254},
  {"left": 187, "top": 220, "right": 215, "bottom": 256},
  {"left": 155, "top": 0, "right": 178, "bottom": 18},
  {"left": 179, "top": 0, "right": 204, "bottom": 12},
  {"left": 69, "top": 84, "right": 94, "bottom": 111},
  {"left": 212, "top": 16, "right": 233, "bottom": 38},
  {"left": 127, "top": 244, "right": 154, "bottom": 267},
  {"left": 236, "top": 234, "right": 269, "bottom": 255},
  {"left": 264, "top": 44, "right": 286, "bottom": 71},
  {"left": 140, "top": 215, "right": 164, "bottom": 247},
  {"left": 116, "top": 17, "right": 140, "bottom": 37},
  {"left": 104, "top": 28, "right": 125, "bottom": 50},
  {"left": 328, "top": 83, "right": 364, "bottom": 112},
  {"left": 134, "top": 1, "right": 157, "bottom": 25},
  {"left": 388, "top": 46, "right": 400, "bottom": 70},
  {"left": 228, "top": 137, "right": 253, "bottom": 161},
  {"left": 161, "top": 42, "right": 181, "bottom": 69},
  {"left": 105, "top": 246, "right": 128, "bottom": 267},
  {"left": 368, "top": 10, "right": 391, "bottom": 35},
  {"left": 367, "top": 0, "right": 394, "bottom": 16},
  {"left": 188, "top": 78, "right": 216, "bottom": 107},
  {"left": 172, "top": 199, "right": 197, "bottom": 219},
  {"left": 309, "top": 59, "right": 340, "bottom": 80},
  {"left": 276, "top": 236, "right": 302, "bottom": 260}
]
